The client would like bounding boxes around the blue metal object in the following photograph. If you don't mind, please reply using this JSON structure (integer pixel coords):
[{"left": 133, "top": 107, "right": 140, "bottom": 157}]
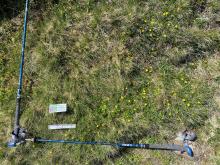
[
  {"left": 35, "top": 138, "right": 194, "bottom": 157},
  {"left": 183, "top": 143, "right": 193, "bottom": 157},
  {"left": 8, "top": 0, "right": 29, "bottom": 148},
  {"left": 8, "top": 140, "right": 16, "bottom": 148}
]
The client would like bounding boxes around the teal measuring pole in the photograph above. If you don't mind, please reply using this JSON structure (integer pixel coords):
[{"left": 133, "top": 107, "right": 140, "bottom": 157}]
[{"left": 8, "top": 0, "right": 29, "bottom": 147}]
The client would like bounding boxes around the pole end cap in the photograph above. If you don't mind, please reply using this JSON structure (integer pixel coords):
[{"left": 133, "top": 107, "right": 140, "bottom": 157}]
[{"left": 183, "top": 144, "right": 194, "bottom": 157}]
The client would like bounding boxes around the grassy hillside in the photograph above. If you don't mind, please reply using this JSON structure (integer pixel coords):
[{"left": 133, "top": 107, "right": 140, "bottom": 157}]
[{"left": 1, "top": 0, "right": 220, "bottom": 164}]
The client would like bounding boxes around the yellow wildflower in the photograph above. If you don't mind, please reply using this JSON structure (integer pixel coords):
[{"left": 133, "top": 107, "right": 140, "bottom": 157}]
[
  {"left": 163, "top": 12, "right": 169, "bottom": 16},
  {"left": 150, "top": 20, "right": 155, "bottom": 25}
]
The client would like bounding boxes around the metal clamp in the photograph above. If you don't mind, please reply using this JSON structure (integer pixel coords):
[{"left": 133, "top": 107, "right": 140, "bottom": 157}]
[{"left": 8, "top": 128, "right": 27, "bottom": 148}]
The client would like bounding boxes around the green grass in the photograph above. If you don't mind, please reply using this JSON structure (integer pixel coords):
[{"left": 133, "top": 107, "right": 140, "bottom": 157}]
[{"left": 1, "top": 0, "right": 220, "bottom": 164}]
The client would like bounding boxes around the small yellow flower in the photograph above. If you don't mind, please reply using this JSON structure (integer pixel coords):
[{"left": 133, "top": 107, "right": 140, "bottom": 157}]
[
  {"left": 163, "top": 12, "right": 169, "bottom": 16},
  {"left": 172, "top": 92, "right": 176, "bottom": 96},
  {"left": 187, "top": 103, "right": 190, "bottom": 107},
  {"left": 182, "top": 98, "right": 186, "bottom": 102},
  {"left": 144, "top": 19, "right": 147, "bottom": 23},
  {"left": 150, "top": 20, "right": 155, "bottom": 25}
]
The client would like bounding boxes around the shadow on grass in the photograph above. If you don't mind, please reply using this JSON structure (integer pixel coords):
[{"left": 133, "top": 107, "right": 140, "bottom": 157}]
[
  {"left": 0, "top": 0, "right": 21, "bottom": 21},
  {"left": 0, "top": 0, "right": 60, "bottom": 22},
  {"left": 172, "top": 53, "right": 208, "bottom": 66},
  {"left": 172, "top": 39, "right": 220, "bottom": 66},
  {"left": 90, "top": 125, "right": 159, "bottom": 164}
]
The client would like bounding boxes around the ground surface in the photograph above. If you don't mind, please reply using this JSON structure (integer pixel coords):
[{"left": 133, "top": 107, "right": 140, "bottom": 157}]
[{"left": 0, "top": 0, "right": 220, "bottom": 164}]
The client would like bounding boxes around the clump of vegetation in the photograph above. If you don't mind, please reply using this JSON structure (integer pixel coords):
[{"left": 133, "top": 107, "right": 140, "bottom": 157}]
[{"left": 0, "top": 0, "right": 220, "bottom": 164}]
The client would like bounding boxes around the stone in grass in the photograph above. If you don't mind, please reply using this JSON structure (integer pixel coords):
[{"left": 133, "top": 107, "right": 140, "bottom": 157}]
[{"left": 49, "top": 104, "right": 67, "bottom": 113}]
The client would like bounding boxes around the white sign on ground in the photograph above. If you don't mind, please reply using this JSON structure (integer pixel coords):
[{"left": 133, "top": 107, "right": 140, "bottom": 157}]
[{"left": 49, "top": 104, "right": 67, "bottom": 113}]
